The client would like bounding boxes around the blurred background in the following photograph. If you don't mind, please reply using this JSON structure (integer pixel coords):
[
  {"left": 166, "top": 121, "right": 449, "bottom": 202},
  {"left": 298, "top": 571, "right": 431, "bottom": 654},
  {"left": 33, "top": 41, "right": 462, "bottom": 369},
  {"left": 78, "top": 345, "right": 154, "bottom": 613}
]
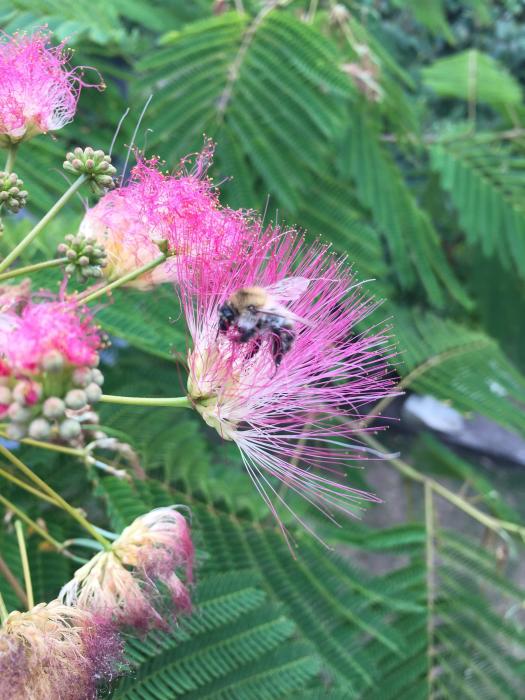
[{"left": 1, "top": 1, "right": 525, "bottom": 698}]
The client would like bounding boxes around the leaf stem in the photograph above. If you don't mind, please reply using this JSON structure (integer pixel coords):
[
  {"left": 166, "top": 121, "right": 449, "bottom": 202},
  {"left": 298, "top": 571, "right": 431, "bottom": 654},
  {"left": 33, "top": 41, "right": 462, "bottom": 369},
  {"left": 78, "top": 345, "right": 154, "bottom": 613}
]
[
  {"left": 0, "top": 445, "right": 111, "bottom": 550},
  {"left": 0, "top": 257, "right": 67, "bottom": 282},
  {"left": 4, "top": 143, "right": 18, "bottom": 174},
  {"left": 15, "top": 521, "right": 34, "bottom": 609},
  {"left": 0, "top": 590, "right": 8, "bottom": 624},
  {"left": 0, "top": 174, "right": 87, "bottom": 273},
  {"left": 360, "top": 433, "right": 525, "bottom": 541},
  {"left": 425, "top": 482, "right": 436, "bottom": 699},
  {"left": 0, "top": 492, "right": 63, "bottom": 550},
  {"left": 100, "top": 394, "right": 191, "bottom": 408},
  {"left": 0, "top": 465, "right": 59, "bottom": 506},
  {"left": 0, "top": 554, "right": 27, "bottom": 608},
  {"left": 80, "top": 253, "right": 166, "bottom": 304}
]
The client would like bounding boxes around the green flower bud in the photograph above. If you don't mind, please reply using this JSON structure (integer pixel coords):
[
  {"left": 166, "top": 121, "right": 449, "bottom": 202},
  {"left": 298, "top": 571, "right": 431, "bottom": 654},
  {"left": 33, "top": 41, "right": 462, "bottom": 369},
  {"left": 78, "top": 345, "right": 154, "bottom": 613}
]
[
  {"left": 85, "top": 383, "right": 102, "bottom": 404},
  {"left": 59, "top": 418, "right": 81, "bottom": 440},
  {"left": 41, "top": 350, "right": 64, "bottom": 372},
  {"left": 8, "top": 402, "right": 31, "bottom": 422},
  {"left": 65, "top": 389, "right": 88, "bottom": 410},
  {"left": 42, "top": 397, "right": 66, "bottom": 419},
  {"left": 6, "top": 422, "right": 27, "bottom": 440},
  {"left": 28, "top": 418, "right": 51, "bottom": 440}
]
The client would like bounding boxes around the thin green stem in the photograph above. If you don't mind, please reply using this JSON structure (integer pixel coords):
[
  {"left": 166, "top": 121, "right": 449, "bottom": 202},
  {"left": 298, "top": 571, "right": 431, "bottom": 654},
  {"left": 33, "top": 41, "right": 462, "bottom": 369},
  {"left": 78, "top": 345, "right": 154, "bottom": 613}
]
[
  {"left": 80, "top": 253, "right": 166, "bottom": 303},
  {"left": 425, "top": 482, "right": 436, "bottom": 699},
  {"left": 0, "top": 492, "right": 63, "bottom": 550},
  {"left": 15, "top": 521, "right": 33, "bottom": 610},
  {"left": 0, "top": 445, "right": 111, "bottom": 550},
  {"left": 100, "top": 394, "right": 191, "bottom": 408},
  {"left": 4, "top": 143, "right": 19, "bottom": 174},
  {"left": 0, "top": 432, "right": 84, "bottom": 458},
  {"left": 0, "top": 257, "right": 67, "bottom": 282},
  {"left": 360, "top": 432, "right": 525, "bottom": 541},
  {"left": 0, "top": 554, "right": 27, "bottom": 608},
  {"left": 0, "top": 465, "right": 59, "bottom": 506},
  {"left": 0, "top": 174, "right": 87, "bottom": 273},
  {"left": 0, "top": 590, "right": 8, "bottom": 624}
]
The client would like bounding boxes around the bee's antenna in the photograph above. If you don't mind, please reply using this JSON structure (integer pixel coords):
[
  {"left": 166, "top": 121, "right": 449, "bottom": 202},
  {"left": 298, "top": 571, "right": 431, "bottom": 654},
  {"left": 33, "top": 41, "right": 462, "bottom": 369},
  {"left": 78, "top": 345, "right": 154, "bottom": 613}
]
[
  {"left": 141, "top": 127, "right": 154, "bottom": 155},
  {"left": 122, "top": 94, "right": 153, "bottom": 183},
  {"left": 109, "top": 107, "right": 130, "bottom": 158}
]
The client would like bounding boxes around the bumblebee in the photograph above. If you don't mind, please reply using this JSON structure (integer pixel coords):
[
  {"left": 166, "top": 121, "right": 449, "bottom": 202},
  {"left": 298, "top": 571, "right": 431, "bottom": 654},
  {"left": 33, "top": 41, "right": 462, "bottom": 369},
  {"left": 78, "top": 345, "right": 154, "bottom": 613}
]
[{"left": 218, "top": 278, "right": 311, "bottom": 367}]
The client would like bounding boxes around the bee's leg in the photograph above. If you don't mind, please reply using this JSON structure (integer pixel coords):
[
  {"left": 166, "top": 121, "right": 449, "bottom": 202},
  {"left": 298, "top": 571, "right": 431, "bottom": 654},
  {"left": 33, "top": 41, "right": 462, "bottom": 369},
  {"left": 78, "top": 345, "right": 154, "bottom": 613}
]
[
  {"left": 238, "top": 326, "right": 257, "bottom": 343},
  {"left": 245, "top": 334, "right": 263, "bottom": 360},
  {"left": 271, "top": 328, "right": 295, "bottom": 368}
]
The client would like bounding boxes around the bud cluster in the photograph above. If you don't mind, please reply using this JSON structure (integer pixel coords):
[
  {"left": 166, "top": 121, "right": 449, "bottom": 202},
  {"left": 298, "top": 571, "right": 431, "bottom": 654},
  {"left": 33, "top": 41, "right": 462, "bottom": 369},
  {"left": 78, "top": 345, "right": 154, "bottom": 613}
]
[
  {"left": 0, "top": 171, "right": 28, "bottom": 213},
  {"left": 0, "top": 353, "right": 104, "bottom": 444},
  {"left": 57, "top": 232, "right": 108, "bottom": 281},
  {"left": 63, "top": 147, "right": 117, "bottom": 195}
]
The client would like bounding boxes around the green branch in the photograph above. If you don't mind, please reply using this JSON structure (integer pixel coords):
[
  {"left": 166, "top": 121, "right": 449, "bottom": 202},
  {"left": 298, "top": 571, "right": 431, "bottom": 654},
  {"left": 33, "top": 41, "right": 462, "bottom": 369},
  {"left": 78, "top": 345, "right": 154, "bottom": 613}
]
[{"left": 0, "top": 257, "right": 67, "bottom": 282}]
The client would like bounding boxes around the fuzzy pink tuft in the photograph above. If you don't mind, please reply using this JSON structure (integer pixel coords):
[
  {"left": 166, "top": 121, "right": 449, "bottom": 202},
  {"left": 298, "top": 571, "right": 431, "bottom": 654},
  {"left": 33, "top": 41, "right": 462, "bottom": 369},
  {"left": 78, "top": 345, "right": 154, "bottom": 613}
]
[
  {"left": 179, "top": 225, "right": 398, "bottom": 543},
  {"left": 60, "top": 507, "right": 194, "bottom": 632},
  {"left": 79, "top": 144, "right": 257, "bottom": 290},
  {"left": 0, "top": 29, "right": 102, "bottom": 144},
  {"left": 0, "top": 299, "right": 101, "bottom": 372}
]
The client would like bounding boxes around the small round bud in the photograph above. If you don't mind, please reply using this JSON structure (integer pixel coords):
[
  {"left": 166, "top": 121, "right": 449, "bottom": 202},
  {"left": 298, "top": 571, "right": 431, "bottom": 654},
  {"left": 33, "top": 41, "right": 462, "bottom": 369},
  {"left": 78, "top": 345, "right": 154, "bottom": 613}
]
[
  {"left": 28, "top": 418, "right": 51, "bottom": 440},
  {"left": 65, "top": 389, "right": 88, "bottom": 410},
  {"left": 8, "top": 402, "right": 31, "bottom": 422},
  {"left": 41, "top": 350, "right": 64, "bottom": 372},
  {"left": 91, "top": 368, "right": 104, "bottom": 386},
  {"left": 0, "top": 386, "right": 12, "bottom": 404},
  {"left": 12, "top": 381, "right": 42, "bottom": 405},
  {"left": 85, "top": 383, "right": 102, "bottom": 404},
  {"left": 57, "top": 243, "right": 68, "bottom": 254},
  {"left": 42, "top": 397, "right": 65, "bottom": 419},
  {"left": 59, "top": 418, "right": 81, "bottom": 440},
  {"left": 6, "top": 422, "right": 27, "bottom": 440},
  {"left": 78, "top": 255, "right": 90, "bottom": 266},
  {"left": 72, "top": 367, "right": 92, "bottom": 387}
]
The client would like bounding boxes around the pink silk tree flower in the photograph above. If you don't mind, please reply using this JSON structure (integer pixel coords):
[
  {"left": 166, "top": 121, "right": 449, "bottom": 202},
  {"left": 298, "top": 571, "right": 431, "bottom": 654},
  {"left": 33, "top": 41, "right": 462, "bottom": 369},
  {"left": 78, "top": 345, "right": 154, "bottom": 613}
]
[
  {"left": 0, "top": 600, "right": 124, "bottom": 700},
  {"left": 179, "top": 227, "right": 398, "bottom": 542},
  {"left": 60, "top": 507, "right": 194, "bottom": 632},
  {"left": 79, "top": 144, "right": 257, "bottom": 290},
  {"left": 0, "top": 29, "right": 102, "bottom": 146},
  {"left": 0, "top": 299, "right": 101, "bottom": 373}
]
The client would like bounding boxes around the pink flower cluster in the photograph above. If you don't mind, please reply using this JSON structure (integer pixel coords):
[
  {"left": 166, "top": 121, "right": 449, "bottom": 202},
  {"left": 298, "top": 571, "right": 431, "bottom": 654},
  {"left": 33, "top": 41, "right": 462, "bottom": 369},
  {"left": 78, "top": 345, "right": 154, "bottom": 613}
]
[
  {"left": 80, "top": 143, "right": 258, "bottom": 290},
  {"left": 180, "top": 225, "right": 397, "bottom": 541},
  {"left": 0, "top": 299, "right": 101, "bottom": 373},
  {"left": 0, "top": 29, "right": 101, "bottom": 145},
  {"left": 61, "top": 507, "right": 194, "bottom": 633}
]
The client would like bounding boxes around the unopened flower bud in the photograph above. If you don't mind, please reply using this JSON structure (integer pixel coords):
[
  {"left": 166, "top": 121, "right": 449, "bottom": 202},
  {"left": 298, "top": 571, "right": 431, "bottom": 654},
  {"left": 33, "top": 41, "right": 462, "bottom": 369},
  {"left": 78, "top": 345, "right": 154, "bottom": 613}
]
[
  {"left": 63, "top": 146, "right": 117, "bottom": 194},
  {"left": 28, "top": 418, "right": 51, "bottom": 440},
  {"left": 42, "top": 397, "right": 66, "bottom": 419},
  {"left": 12, "top": 381, "right": 41, "bottom": 405},
  {"left": 72, "top": 367, "right": 92, "bottom": 387},
  {"left": 0, "top": 386, "right": 11, "bottom": 404},
  {"left": 85, "top": 383, "right": 102, "bottom": 404},
  {"left": 0, "top": 171, "right": 28, "bottom": 213},
  {"left": 65, "top": 389, "right": 88, "bottom": 410},
  {"left": 91, "top": 368, "right": 104, "bottom": 386},
  {"left": 59, "top": 418, "right": 81, "bottom": 440},
  {"left": 6, "top": 422, "right": 27, "bottom": 440},
  {"left": 41, "top": 350, "right": 64, "bottom": 372},
  {"left": 8, "top": 402, "right": 31, "bottom": 422}
]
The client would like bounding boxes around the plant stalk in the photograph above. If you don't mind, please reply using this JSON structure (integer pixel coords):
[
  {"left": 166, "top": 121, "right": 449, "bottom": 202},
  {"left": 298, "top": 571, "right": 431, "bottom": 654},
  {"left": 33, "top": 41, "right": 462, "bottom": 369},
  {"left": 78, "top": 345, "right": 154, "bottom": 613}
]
[
  {"left": 0, "top": 590, "right": 8, "bottom": 624},
  {"left": 0, "top": 174, "right": 87, "bottom": 273},
  {"left": 0, "top": 555, "right": 28, "bottom": 608},
  {"left": 100, "top": 394, "right": 191, "bottom": 408},
  {"left": 15, "top": 521, "right": 34, "bottom": 609},
  {"left": 0, "top": 465, "right": 59, "bottom": 506},
  {"left": 0, "top": 257, "right": 67, "bottom": 282},
  {"left": 4, "top": 143, "right": 18, "bottom": 174},
  {"left": 0, "top": 445, "right": 111, "bottom": 550},
  {"left": 80, "top": 253, "right": 166, "bottom": 303},
  {"left": 0, "top": 492, "right": 63, "bottom": 551}
]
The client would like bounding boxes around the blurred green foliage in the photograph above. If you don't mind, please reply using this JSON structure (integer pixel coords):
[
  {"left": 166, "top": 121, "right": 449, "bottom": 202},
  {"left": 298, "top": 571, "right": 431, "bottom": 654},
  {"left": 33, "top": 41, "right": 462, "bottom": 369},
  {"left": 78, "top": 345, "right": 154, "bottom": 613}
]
[{"left": 1, "top": 1, "right": 525, "bottom": 698}]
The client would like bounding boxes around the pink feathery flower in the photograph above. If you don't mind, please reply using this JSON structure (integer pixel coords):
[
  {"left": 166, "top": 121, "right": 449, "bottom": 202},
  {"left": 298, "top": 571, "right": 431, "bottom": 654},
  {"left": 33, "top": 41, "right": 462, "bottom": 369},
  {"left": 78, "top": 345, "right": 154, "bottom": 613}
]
[
  {"left": 60, "top": 507, "right": 194, "bottom": 632},
  {"left": 0, "top": 600, "right": 124, "bottom": 700},
  {"left": 179, "top": 226, "right": 397, "bottom": 542},
  {"left": 79, "top": 142, "right": 257, "bottom": 290},
  {"left": 0, "top": 29, "right": 102, "bottom": 146},
  {"left": 0, "top": 299, "right": 101, "bottom": 373}
]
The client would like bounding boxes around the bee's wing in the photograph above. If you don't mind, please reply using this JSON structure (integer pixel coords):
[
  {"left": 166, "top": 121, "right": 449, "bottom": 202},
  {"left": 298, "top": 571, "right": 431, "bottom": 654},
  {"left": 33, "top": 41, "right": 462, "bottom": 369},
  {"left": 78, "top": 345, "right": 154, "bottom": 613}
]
[{"left": 265, "top": 277, "right": 310, "bottom": 303}]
